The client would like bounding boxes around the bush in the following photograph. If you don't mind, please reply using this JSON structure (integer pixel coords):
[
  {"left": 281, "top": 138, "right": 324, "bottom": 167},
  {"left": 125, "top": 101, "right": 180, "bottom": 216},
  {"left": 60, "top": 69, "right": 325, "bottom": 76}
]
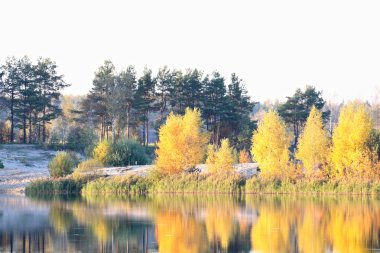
[
  {"left": 72, "top": 159, "right": 104, "bottom": 179},
  {"left": 74, "top": 159, "right": 103, "bottom": 173},
  {"left": 93, "top": 139, "right": 148, "bottom": 166},
  {"left": 239, "top": 149, "right": 251, "bottom": 163},
  {"left": 66, "top": 126, "right": 97, "bottom": 154},
  {"left": 25, "top": 178, "right": 84, "bottom": 195},
  {"left": 49, "top": 151, "right": 79, "bottom": 178},
  {"left": 108, "top": 139, "right": 148, "bottom": 166},
  {"left": 206, "top": 139, "right": 234, "bottom": 173},
  {"left": 0, "top": 160, "right": 4, "bottom": 169}
]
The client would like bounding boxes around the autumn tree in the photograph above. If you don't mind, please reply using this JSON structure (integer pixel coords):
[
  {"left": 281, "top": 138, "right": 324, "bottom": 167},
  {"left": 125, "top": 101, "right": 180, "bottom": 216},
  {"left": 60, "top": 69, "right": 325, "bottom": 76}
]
[
  {"left": 206, "top": 138, "right": 234, "bottom": 173},
  {"left": 156, "top": 108, "right": 208, "bottom": 174},
  {"left": 239, "top": 149, "right": 251, "bottom": 163},
  {"left": 278, "top": 86, "right": 329, "bottom": 147},
  {"left": 251, "top": 110, "right": 291, "bottom": 177},
  {"left": 331, "top": 102, "right": 373, "bottom": 176},
  {"left": 296, "top": 106, "right": 330, "bottom": 175}
]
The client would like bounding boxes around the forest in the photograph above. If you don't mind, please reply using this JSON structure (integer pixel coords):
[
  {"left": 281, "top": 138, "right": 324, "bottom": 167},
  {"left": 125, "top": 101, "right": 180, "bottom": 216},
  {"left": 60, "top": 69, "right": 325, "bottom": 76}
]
[
  {"left": 0, "top": 58, "right": 255, "bottom": 151},
  {"left": 3, "top": 56, "right": 380, "bottom": 194}
]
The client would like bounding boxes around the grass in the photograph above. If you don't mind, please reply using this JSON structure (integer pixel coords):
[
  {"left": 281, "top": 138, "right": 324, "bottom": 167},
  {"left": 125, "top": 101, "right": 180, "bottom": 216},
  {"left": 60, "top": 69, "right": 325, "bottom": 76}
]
[
  {"left": 81, "top": 171, "right": 245, "bottom": 196},
  {"left": 245, "top": 176, "right": 380, "bottom": 195},
  {"left": 25, "top": 175, "right": 100, "bottom": 195},
  {"left": 25, "top": 170, "right": 380, "bottom": 197}
]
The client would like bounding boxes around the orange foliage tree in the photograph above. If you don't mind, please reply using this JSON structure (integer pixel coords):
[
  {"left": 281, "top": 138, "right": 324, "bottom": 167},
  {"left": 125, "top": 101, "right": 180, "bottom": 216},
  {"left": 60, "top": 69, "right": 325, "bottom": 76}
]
[{"left": 156, "top": 108, "right": 209, "bottom": 174}]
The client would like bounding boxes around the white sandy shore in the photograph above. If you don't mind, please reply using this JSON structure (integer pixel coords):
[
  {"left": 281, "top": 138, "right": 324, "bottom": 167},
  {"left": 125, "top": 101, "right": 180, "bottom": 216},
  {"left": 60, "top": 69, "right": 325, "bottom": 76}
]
[{"left": 0, "top": 144, "right": 258, "bottom": 194}]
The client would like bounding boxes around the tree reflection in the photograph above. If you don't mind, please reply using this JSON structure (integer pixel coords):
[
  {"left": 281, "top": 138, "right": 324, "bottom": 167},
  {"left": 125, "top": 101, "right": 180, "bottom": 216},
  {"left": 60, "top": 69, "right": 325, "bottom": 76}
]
[{"left": 3, "top": 195, "right": 380, "bottom": 252}]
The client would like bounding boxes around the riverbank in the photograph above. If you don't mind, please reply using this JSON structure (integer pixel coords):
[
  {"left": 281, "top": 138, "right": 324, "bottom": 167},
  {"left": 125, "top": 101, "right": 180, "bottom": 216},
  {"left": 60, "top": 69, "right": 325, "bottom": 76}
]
[
  {"left": 0, "top": 144, "right": 57, "bottom": 194},
  {"left": 25, "top": 171, "right": 380, "bottom": 196}
]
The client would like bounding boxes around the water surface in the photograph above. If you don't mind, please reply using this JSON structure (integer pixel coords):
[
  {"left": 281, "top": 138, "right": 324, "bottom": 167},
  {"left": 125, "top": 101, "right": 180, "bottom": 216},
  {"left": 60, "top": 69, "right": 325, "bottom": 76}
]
[{"left": 1, "top": 194, "right": 380, "bottom": 252}]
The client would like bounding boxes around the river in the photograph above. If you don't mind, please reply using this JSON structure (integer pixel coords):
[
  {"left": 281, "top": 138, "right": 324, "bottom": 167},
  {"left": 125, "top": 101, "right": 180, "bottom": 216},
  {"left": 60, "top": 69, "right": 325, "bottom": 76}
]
[{"left": 1, "top": 194, "right": 380, "bottom": 252}]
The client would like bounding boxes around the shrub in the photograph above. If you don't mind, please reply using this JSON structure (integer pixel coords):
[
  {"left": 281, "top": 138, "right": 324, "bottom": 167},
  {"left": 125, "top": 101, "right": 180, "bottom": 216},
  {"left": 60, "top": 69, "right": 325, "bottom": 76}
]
[
  {"left": 75, "top": 159, "right": 103, "bottom": 173},
  {"left": 66, "top": 126, "right": 97, "bottom": 154},
  {"left": 239, "top": 149, "right": 251, "bottom": 163},
  {"left": 206, "top": 139, "right": 234, "bottom": 173},
  {"left": 93, "top": 140, "right": 111, "bottom": 165},
  {"left": 73, "top": 159, "right": 104, "bottom": 179},
  {"left": 26, "top": 178, "right": 85, "bottom": 195},
  {"left": 48, "top": 151, "right": 79, "bottom": 178},
  {"left": 108, "top": 139, "right": 148, "bottom": 166},
  {"left": 93, "top": 139, "right": 148, "bottom": 167},
  {"left": 0, "top": 160, "right": 4, "bottom": 169}
]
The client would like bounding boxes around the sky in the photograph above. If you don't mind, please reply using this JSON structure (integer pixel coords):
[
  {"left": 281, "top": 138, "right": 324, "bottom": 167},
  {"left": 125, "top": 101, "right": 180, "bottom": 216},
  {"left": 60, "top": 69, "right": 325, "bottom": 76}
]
[{"left": 1, "top": 0, "right": 380, "bottom": 102}]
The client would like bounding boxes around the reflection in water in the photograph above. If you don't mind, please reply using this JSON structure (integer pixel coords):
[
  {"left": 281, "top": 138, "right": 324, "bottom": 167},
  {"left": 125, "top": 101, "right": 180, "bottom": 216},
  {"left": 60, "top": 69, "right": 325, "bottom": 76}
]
[{"left": 1, "top": 194, "right": 380, "bottom": 252}]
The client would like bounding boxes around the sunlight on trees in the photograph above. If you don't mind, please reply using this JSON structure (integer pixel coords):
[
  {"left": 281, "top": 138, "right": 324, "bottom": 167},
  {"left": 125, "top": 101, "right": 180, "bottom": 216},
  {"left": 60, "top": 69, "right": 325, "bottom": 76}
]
[
  {"left": 251, "top": 110, "right": 291, "bottom": 177},
  {"left": 296, "top": 106, "right": 330, "bottom": 175},
  {"left": 156, "top": 108, "right": 208, "bottom": 174},
  {"left": 93, "top": 140, "right": 111, "bottom": 165},
  {"left": 206, "top": 138, "right": 234, "bottom": 173},
  {"left": 331, "top": 102, "right": 373, "bottom": 176},
  {"left": 238, "top": 149, "right": 251, "bottom": 163}
]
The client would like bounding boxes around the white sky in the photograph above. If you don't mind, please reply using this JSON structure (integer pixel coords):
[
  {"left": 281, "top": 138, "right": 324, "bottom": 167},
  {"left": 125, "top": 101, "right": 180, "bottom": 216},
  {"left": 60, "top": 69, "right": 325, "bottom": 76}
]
[{"left": 1, "top": 0, "right": 380, "bottom": 102}]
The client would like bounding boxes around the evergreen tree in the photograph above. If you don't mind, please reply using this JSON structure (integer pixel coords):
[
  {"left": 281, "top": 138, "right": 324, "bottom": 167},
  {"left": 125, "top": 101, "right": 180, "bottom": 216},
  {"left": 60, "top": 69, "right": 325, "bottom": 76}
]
[
  {"left": 87, "top": 60, "right": 115, "bottom": 140},
  {"left": 156, "top": 66, "right": 175, "bottom": 124},
  {"left": 116, "top": 66, "right": 137, "bottom": 138},
  {"left": 35, "top": 58, "right": 68, "bottom": 142},
  {"left": 202, "top": 71, "right": 227, "bottom": 143},
  {"left": 278, "top": 86, "right": 329, "bottom": 147},
  {"left": 224, "top": 73, "right": 256, "bottom": 148},
  {"left": 134, "top": 67, "right": 157, "bottom": 145},
  {"left": 1, "top": 57, "right": 20, "bottom": 143}
]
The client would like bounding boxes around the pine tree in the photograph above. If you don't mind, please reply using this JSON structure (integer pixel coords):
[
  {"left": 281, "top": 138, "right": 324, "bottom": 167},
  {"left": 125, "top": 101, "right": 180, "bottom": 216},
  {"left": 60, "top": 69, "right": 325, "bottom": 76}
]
[
  {"left": 87, "top": 60, "right": 115, "bottom": 140},
  {"left": 251, "top": 110, "right": 291, "bottom": 177},
  {"left": 278, "top": 86, "right": 329, "bottom": 147},
  {"left": 1, "top": 57, "right": 20, "bottom": 143},
  {"left": 202, "top": 72, "right": 227, "bottom": 143},
  {"left": 331, "top": 102, "right": 373, "bottom": 175},
  {"left": 134, "top": 67, "right": 157, "bottom": 145},
  {"left": 296, "top": 106, "right": 330, "bottom": 175},
  {"left": 225, "top": 73, "right": 256, "bottom": 148}
]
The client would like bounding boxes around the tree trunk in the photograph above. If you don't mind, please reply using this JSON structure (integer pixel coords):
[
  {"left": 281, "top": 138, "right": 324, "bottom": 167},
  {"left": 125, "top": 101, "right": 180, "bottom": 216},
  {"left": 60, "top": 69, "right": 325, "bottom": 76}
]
[
  {"left": 23, "top": 116, "right": 27, "bottom": 144},
  {"left": 126, "top": 108, "right": 130, "bottom": 139},
  {"left": 112, "top": 118, "right": 116, "bottom": 143},
  {"left": 28, "top": 114, "right": 32, "bottom": 143},
  {"left": 9, "top": 93, "right": 15, "bottom": 143},
  {"left": 145, "top": 113, "right": 149, "bottom": 146}
]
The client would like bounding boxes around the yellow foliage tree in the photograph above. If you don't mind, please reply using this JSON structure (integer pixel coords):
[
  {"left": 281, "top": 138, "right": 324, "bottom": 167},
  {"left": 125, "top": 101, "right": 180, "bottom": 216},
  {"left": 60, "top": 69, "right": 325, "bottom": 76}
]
[
  {"left": 93, "top": 140, "right": 111, "bottom": 165},
  {"left": 251, "top": 110, "right": 291, "bottom": 177},
  {"left": 239, "top": 149, "right": 251, "bottom": 163},
  {"left": 206, "top": 138, "right": 234, "bottom": 173},
  {"left": 331, "top": 102, "right": 373, "bottom": 176},
  {"left": 296, "top": 106, "right": 330, "bottom": 175},
  {"left": 156, "top": 108, "right": 209, "bottom": 174}
]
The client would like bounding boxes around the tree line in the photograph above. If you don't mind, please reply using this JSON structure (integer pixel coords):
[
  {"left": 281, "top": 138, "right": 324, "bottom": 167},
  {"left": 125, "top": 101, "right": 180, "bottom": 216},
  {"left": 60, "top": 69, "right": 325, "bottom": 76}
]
[
  {"left": 76, "top": 60, "right": 255, "bottom": 149},
  {"left": 0, "top": 56, "right": 68, "bottom": 143}
]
